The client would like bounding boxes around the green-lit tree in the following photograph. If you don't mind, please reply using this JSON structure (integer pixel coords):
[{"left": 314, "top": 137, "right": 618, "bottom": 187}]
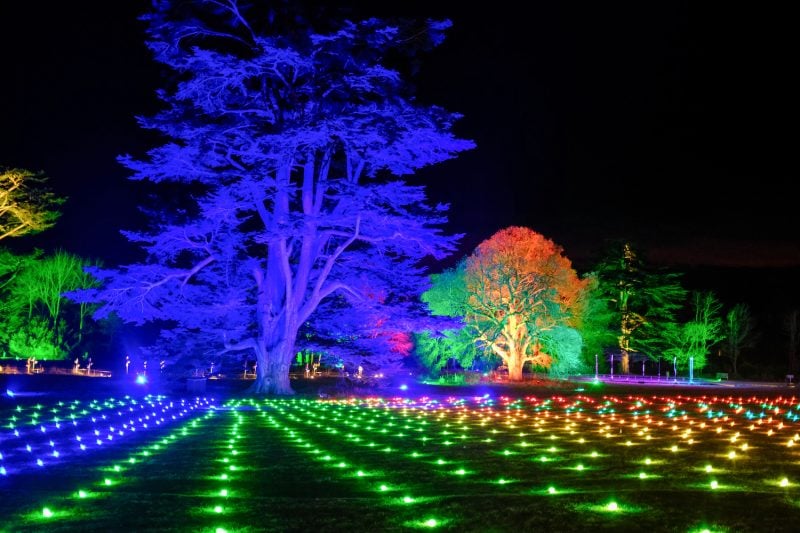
[
  {"left": 0, "top": 248, "right": 41, "bottom": 290},
  {"left": 542, "top": 326, "right": 584, "bottom": 377},
  {"left": 421, "top": 261, "right": 469, "bottom": 318},
  {"left": 0, "top": 172, "right": 69, "bottom": 360},
  {"left": 594, "top": 241, "right": 686, "bottom": 372},
  {"left": 0, "top": 168, "right": 64, "bottom": 241},
  {"left": 416, "top": 261, "right": 489, "bottom": 376},
  {"left": 664, "top": 291, "right": 724, "bottom": 372},
  {"left": 413, "top": 328, "right": 482, "bottom": 377},
  {"left": 1, "top": 250, "right": 101, "bottom": 359},
  {"left": 723, "top": 303, "right": 756, "bottom": 376},
  {"left": 7, "top": 316, "right": 62, "bottom": 360},
  {"left": 0, "top": 249, "right": 42, "bottom": 357},
  {"left": 573, "top": 274, "right": 616, "bottom": 371}
]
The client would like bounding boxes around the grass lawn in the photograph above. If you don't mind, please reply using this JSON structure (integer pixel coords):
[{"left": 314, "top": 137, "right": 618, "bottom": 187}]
[{"left": 2, "top": 384, "right": 800, "bottom": 532}]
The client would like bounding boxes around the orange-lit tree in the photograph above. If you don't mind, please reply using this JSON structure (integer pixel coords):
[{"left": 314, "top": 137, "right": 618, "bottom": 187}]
[{"left": 463, "top": 227, "right": 587, "bottom": 381}]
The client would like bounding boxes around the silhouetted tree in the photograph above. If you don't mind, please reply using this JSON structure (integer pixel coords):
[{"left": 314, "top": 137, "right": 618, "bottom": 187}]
[
  {"left": 784, "top": 309, "right": 800, "bottom": 374},
  {"left": 664, "top": 291, "right": 724, "bottom": 372},
  {"left": 723, "top": 303, "right": 756, "bottom": 376}
]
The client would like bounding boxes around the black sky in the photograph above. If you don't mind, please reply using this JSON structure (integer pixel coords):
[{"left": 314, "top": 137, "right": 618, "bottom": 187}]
[{"left": 1, "top": 1, "right": 798, "bottom": 277}]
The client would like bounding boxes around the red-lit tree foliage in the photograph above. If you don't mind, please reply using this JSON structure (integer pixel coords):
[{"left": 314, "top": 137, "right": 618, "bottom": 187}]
[{"left": 464, "top": 227, "right": 586, "bottom": 381}]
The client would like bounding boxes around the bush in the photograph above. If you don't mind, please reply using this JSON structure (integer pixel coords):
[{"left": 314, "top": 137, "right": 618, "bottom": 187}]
[{"left": 8, "top": 317, "right": 65, "bottom": 360}]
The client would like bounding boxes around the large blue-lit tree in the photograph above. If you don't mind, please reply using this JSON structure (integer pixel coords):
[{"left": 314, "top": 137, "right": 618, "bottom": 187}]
[{"left": 77, "top": 1, "right": 472, "bottom": 394}]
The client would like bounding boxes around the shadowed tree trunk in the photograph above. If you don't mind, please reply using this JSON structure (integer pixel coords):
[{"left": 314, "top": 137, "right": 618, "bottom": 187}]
[{"left": 250, "top": 339, "right": 294, "bottom": 395}]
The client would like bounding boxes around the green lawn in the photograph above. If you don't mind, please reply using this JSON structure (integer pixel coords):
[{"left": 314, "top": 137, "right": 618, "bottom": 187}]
[{"left": 2, "top": 391, "right": 800, "bottom": 532}]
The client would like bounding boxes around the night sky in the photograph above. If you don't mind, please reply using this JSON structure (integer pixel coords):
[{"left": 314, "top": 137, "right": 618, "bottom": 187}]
[{"left": 1, "top": 1, "right": 797, "bottom": 306}]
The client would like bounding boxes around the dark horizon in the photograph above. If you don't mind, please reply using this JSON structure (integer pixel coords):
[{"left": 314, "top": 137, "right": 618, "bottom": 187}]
[{"left": 1, "top": 2, "right": 797, "bottom": 308}]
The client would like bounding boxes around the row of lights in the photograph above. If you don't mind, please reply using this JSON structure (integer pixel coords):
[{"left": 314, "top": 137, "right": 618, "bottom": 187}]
[
  {"left": 6, "top": 392, "right": 797, "bottom": 531},
  {"left": 252, "top": 399, "right": 445, "bottom": 529},
  {"left": 1, "top": 396, "right": 214, "bottom": 478},
  {"left": 27, "top": 411, "right": 215, "bottom": 527},
  {"left": 254, "top": 395, "right": 797, "bottom": 525}
]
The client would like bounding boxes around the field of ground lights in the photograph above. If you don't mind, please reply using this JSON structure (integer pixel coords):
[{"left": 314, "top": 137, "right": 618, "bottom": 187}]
[{"left": 3, "top": 390, "right": 800, "bottom": 532}]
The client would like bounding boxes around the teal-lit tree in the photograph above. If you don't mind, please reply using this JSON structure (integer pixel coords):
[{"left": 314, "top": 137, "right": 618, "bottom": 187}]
[
  {"left": 75, "top": 1, "right": 472, "bottom": 394},
  {"left": 542, "top": 326, "right": 583, "bottom": 377}
]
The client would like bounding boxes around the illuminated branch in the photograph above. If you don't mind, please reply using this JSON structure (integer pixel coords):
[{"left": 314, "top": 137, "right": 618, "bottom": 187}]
[
  {"left": 0, "top": 168, "right": 64, "bottom": 241},
  {"left": 221, "top": 334, "right": 257, "bottom": 354},
  {"left": 301, "top": 215, "right": 361, "bottom": 321}
]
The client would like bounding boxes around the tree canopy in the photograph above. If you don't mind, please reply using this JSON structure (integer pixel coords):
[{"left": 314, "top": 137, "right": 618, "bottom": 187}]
[
  {"left": 422, "top": 227, "right": 587, "bottom": 381},
  {"left": 571, "top": 273, "right": 616, "bottom": 371},
  {"left": 663, "top": 291, "right": 724, "bottom": 372},
  {"left": 1, "top": 249, "right": 101, "bottom": 360},
  {"left": 76, "top": 1, "right": 473, "bottom": 394}
]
